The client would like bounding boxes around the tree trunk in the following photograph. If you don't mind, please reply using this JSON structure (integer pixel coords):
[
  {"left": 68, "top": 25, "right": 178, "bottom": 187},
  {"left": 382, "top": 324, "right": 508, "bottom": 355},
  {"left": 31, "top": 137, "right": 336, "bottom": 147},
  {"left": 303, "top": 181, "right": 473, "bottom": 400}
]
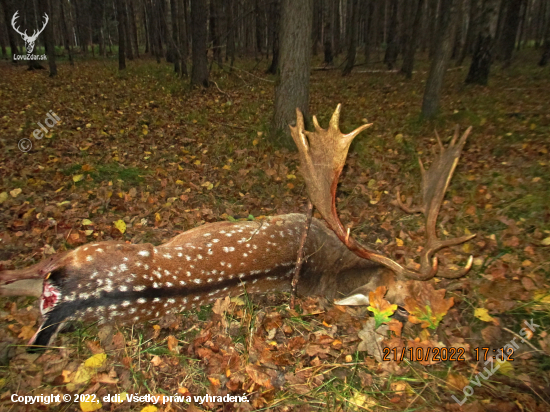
[
  {"left": 267, "top": 0, "right": 280, "bottom": 73},
  {"left": 272, "top": 0, "right": 313, "bottom": 147},
  {"left": 123, "top": 0, "right": 134, "bottom": 60},
  {"left": 342, "top": 0, "right": 358, "bottom": 76},
  {"left": 0, "top": 0, "right": 20, "bottom": 62},
  {"left": 384, "top": 0, "right": 399, "bottom": 69},
  {"left": 190, "top": 0, "right": 208, "bottom": 87},
  {"left": 457, "top": 0, "right": 481, "bottom": 65},
  {"left": 421, "top": 0, "right": 456, "bottom": 118},
  {"left": 170, "top": 0, "right": 180, "bottom": 73},
  {"left": 129, "top": 0, "right": 140, "bottom": 57},
  {"left": 25, "top": 0, "right": 45, "bottom": 70},
  {"left": 116, "top": 0, "right": 127, "bottom": 70},
  {"left": 210, "top": 0, "right": 222, "bottom": 67},
  {"left": 539, "top": 17, "right": 550, "bottom": 66},
  {"left": 39, "top": 0, "right": 57, "bottom": 76},
  {"left": 465, "top": 0, "right": 499, "bottom": 85},
  {"left": 500, "top": 0, "right": 523, "bottom": 67},
  {"left": 401, "top": 0, "right": 425, "bottom": 78},
  {"left": 332, "top": 0, "right": 341, "bottom": 55},
  {"left": 178, "top": 0, "right": 188, "bottom": 74},
  {"left": 226, "top": 0, "right": 235, "bottom": 69},
  {"left": 59, "top": 0, "right": 74, "bottom": 65},
  {"left": 363, "top": 0, "right": 374, "bottom": 64}
]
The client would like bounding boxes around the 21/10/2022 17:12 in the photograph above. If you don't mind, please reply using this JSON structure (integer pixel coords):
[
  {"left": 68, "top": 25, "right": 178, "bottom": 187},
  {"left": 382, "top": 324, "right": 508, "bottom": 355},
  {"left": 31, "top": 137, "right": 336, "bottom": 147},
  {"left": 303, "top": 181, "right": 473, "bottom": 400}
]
[{"left": 382, "top": 346, "right": 515, "bottom": 362}]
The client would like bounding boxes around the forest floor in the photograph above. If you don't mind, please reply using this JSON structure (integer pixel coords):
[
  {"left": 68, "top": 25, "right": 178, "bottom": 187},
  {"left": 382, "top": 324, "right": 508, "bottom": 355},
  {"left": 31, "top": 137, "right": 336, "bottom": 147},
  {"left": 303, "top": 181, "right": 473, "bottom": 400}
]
[{"left": 0, "top": 51, "right": 549, "bottom": 412}]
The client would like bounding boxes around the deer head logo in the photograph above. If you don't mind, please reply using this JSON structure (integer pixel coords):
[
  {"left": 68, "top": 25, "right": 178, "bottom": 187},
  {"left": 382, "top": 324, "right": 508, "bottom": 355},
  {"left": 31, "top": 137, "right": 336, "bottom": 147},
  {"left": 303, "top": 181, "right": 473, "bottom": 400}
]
[{"left": 11, "top": 11, "right": 49, "bottom": 54}]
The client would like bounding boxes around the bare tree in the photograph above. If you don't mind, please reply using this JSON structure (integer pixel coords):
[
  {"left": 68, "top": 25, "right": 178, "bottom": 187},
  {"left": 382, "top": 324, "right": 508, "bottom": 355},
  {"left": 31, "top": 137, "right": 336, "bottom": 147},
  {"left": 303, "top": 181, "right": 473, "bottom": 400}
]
[
  {"left": 190, "top": 0, "right": 208, "bottom": 87},
  {"left": 465, "top": 0, "right": 499, "bottom": 85},
  {"left": 38, "top": 0, "right": 56, "bottom": 76},
  {"left": 422, "top": 0, "right": 456, "bottom": 118},
  {"left": 342, "top": 0, "right": 358, "bottom": 76},
  {"left": 401, "top": 0, "right": 425, "bottom": 78},
  {"left": 540, "top": 17, "right": 550, "bottom": 66},
  {"left": 116, "top": 0, "right": 126, "bottom": 70},
  {"left": 500, "top": 0, "right": 523, "bottom": 67},
  {"left": 272, "top": 0, "right": 313, "bottom": 147}
]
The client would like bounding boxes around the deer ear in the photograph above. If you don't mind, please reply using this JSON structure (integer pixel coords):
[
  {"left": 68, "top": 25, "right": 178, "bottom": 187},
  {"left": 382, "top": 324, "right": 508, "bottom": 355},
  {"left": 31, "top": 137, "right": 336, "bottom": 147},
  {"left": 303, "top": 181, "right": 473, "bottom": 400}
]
[{"left": 334, "top": 285, "right": 372, "bottom": 306}]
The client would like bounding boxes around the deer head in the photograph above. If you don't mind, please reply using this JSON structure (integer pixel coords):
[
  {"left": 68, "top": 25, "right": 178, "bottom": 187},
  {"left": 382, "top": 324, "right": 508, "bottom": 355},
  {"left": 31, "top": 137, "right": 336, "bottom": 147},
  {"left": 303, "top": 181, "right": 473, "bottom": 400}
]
[{"left": 11, "top": 11, "right": 49, "bottom": 54}]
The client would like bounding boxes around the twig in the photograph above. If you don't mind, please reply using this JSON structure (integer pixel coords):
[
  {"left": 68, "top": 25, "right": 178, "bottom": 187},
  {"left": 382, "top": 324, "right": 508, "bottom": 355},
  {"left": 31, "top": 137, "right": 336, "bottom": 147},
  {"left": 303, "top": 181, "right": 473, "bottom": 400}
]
[
  {"left": 502, "top": 327, "right": 545, "bottom": 354},
  {"left": 290, "top": 201, "right": 313, "bottom": 309}
]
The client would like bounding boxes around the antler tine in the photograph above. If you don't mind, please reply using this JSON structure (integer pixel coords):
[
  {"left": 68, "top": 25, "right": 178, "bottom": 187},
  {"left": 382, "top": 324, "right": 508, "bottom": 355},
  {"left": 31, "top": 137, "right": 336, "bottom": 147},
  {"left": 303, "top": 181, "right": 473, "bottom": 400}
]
[
  {"left": 396, "top": 186, "right": 425, "bottom": 214},
  {"left": 434, "top": 129, "right": 444, "bottom": 151},
  {"left": 312, "top": 115, "right": 323, "bottom": 132},
  {"left": 329, "top": 103, "right": 342, "bottom": 131}
]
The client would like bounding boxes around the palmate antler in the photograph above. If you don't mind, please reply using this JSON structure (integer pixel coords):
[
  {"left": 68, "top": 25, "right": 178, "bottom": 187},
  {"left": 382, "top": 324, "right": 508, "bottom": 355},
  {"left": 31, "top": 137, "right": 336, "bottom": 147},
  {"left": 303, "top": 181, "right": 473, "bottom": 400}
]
[{"left": 290, "top": 104, "right": 475, "bottom": 281}]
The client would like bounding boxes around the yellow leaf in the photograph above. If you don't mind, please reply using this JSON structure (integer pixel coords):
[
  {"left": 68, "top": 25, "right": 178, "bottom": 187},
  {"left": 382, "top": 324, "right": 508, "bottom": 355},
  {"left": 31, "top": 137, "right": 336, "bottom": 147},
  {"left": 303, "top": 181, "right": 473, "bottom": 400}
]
[
  {"left": 541, "top": 237, "right": 550, "bottom": 246},
  {"left": 84, "top": 230, "right": 93, "bottom": 236},
  {"left": 222, "top": 165, "right": 231, "bottom": 170},
  {"left": 10, "top": 188, "right": 22, "bottom": 197},
  {"left": 82, "top": 219, "right": 93, "bottom": 226},
  {"left": 395, "top": 133, "right": 403, "bottom": 143},
  {"left": 114, "top": 220, "right": 126, "bottom": 234},
  {"left": 175, "top": 180, "right": 184, "bottom": 185},
  {"left": 252, "top": 139, "right": 259, "bottom": 146},
  {"left": 496, "top": 360, "right": 514, "bottom": 376},
  {"left": 155, "top": 213, "right": 161, "bottom": 222},
  {"left": 0, "top": 378, "right": 5, "bottom": 390},
  {"left": 80, "top": 398, "right": 102, "bottom": 411},
  {"left": 85, "top": 353, "right": 107, "bottom": 368},
  {"left": 194, "top": 160, "right": 201, "bottom": 165},
  {"left": 140, "top": 406, "right": 158, "bottom": 412},
  {"left": 0, "top": 192, "right": 8, "bottom": 203},
  {"left": 85, "top": 123, "right": 91, "bottom": 128},
  {"left": 142, "top": 129, "right": 148, "bottom": 135},
  {"left": 474, "top": 308, "right": 494, "bottom": 322},
  {"left": 286, "top": 174, "right": 296, "bottom": 180},
  {"left": 73, "top": 174, "right": 84, "bottom": 182},
  {"left": 396, "top": 238, "right": 404, "bottom": 247}
]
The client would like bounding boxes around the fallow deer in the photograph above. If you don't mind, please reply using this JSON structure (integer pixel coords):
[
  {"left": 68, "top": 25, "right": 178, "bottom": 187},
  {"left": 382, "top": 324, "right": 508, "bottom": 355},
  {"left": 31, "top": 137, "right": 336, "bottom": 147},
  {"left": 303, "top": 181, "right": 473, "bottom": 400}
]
[{"left": 0, "top": 105, "right": 474, "bottom": 350}]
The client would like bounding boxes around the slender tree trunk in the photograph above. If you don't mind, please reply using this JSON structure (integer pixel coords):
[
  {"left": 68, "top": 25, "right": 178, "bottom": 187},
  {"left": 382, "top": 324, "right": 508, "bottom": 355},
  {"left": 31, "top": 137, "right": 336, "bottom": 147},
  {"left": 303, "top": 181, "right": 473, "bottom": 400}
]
[
  {"left": 401, "top": 0, "right": 425, "bottom": 78},
  {"left": 123, "top": 0, "right": 134, "bottom": 60},
  {"left": 170, "top": 0, "right": 180, "bottom": 73},
  {"left": 116, "top": 0, "right": 127, "bottom": 70},
  {"left": 25, "top": 0, "right": 44, "bottom": 70},
  {"left": 39, "top": 0, "right": 57, "bottom": 76},
  {"left": 267, "top": 0, "right": 280, "bottom": 73},
  {"left": 0, "top": 0, "right": 20, "bottom": 63},
  {"left": 59, "top": 0, "right": 74, "bottom": 65},
  {"left": 421, "top": 0, "right": 456, "bottom": 118},
  {"left": 129, "top": 0, "right": 140, "bottom": 57},
  {"left": 272, "top": 0, "right": 313, "bottom": 147},
  {"left": 226, "top": 0, "right": 235, "bottom": 68},
  {"left": 178, "top": 0, "right": 188, "bottom": 74},
  {"left": 384, "top": 0, "right": 399, "bottom": 69},
  {"left": 500, "top": 0, "right": 523, "bottom": 67},
  {"left": 342, "top": 0, "right": 358, "bottom": 76},
  {"left": 190, "top": 0, "right": 208, "bottom": 87},
  {"left": 333, "top": 0, "right": 341, "bottom": 55},
  {"left": 539, "top": 18, "right": 550, "bottom": 65},
  {"left": 363, "top": 0, "right": 374, "bottom": 64},
  {"left": 465, "top": 0, "right": 499, "bottom": 85},
  {"left": 210, "top": 0, "right": 222, "bottom": 67}
]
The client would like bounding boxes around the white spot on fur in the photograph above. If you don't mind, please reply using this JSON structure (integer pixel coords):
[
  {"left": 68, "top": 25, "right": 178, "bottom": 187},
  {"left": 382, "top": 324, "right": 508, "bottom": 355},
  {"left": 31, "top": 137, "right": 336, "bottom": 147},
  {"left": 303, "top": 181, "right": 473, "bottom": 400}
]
[{"left": 138, "top": 250, "right": 150, "bottom": 257}]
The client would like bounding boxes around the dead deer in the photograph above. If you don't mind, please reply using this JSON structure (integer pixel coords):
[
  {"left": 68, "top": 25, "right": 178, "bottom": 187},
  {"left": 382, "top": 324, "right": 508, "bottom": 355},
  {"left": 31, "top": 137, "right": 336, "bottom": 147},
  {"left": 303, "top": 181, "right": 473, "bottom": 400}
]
[{"left": 0, "top": 105, "right": 474, "bottom": 350}]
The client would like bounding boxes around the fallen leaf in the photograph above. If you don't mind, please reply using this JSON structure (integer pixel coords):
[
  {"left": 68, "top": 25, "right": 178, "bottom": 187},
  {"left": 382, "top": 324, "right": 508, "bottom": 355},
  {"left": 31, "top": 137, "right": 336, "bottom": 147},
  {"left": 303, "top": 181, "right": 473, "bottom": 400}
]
[{"left": 114, "top": 219, "right": 126, "bottom": 234}]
